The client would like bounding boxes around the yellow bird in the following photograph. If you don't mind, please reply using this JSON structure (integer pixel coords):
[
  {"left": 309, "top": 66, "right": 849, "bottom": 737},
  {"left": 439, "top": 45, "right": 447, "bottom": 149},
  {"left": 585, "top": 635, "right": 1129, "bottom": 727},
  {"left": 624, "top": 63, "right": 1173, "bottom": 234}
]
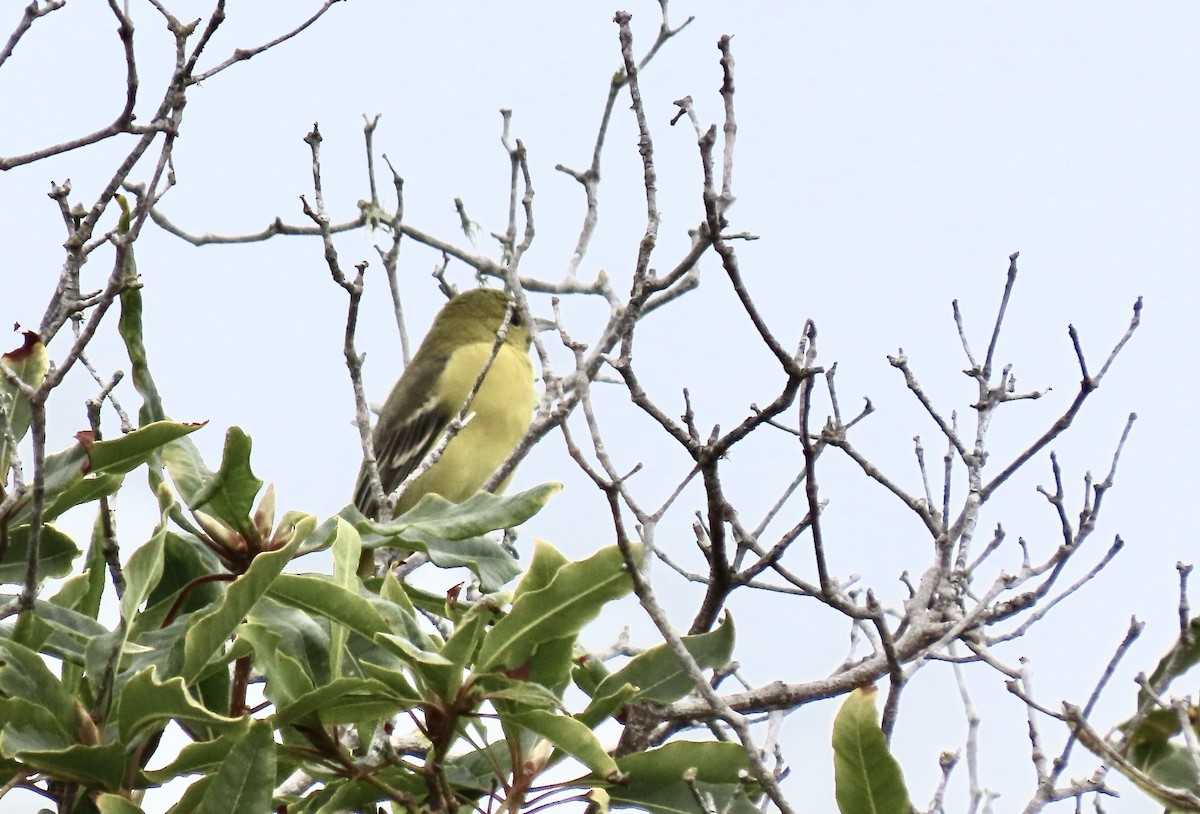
[{"left": 353, "top": 287, "right": 537, "bottom": 527}]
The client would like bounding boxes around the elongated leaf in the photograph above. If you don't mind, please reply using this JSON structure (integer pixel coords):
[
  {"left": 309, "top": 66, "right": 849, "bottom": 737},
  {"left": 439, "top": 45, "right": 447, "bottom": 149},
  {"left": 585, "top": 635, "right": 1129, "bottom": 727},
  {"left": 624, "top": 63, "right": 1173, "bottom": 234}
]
[
  {"left": 615, "top": 740, "right": 752, "bottom": 784},
  {"left": 0, "top": 597, "right": 108, "bottom": 662},
  {"left": 0, "top": 524, "right": 80, "bottom": 583},
  {"left": 190, "top": 427, "right": 263, "bottom": 537},
  {"left": 0, "top": 640, "right": 76, "bottom": 733},
  {"left": 85, "top": 421, "right": 204, "bottom": 475},
  {"left": 180, "top": 515, "right": 313, "bottom": 682},
  {"left": 375, "top": 633, "right": 454, "bottom": 667},
  {"left": 162, "top": 434, "right": 216, "bottom": 511},
  {"left": 513, "top": 538, "right": 570, "bottom": 600},
  {"left": 832, "top": 686, "right": 912, "bottom": 814},
  {"left": 121, "top": 484, "right": 173, "bottom": 622},
  {"left": 593, "top": 612, "right": 734, "bottom": 707},
  {"left": 237, "top": 622, "right": 316, "bottom": 708},
  {"left": 6, "top": 421, "right": 199, "bottom": 528},
  {"left": 41, "top": 472, "right": 124, "bottom": 522},
  {"left": 274, "top": 677, "right": 417, "bottom": 727},
  {"left": 167, "top": 774, "right": 212, "bottom": 814},
  {"left": 469, "top": 675, "right": 561, "bottom": 709},
  {"left": 365, "top": 483, "right": 562, "bottom": 543},
  {"left": 141, "top": 720, "right": 252, "bottom": 784},
  {"left": 7, "top": 444, "right": 87, "bottom": 527},
  {"left": 572, "top": 649, "right": 612, "bottom": 698},
  {"left": 64, "top": 511, "right": 108, "bottom": 627},
  {"left": 359, "top": 664, "right": 420, "bottom": 705},
  {"left": 607, "top": 776, "right": 760, "bottom": 814},
  {"left": 527, "top": 634, "right": 575, "bottom": 698},
  {"left": 1122, "top": 617, "right": 1200, "bottom": 760},
  {"left": 118, "top": 283, "right": 166, "bottom": 426},
  {"left": 602, "top": 741, "right": 760, "bottom": 814},
  {"left": 268, "top": 574, "right": 388, "bottom": 642},
  {"left": 199, "top": 719, "right": 275, "bottom": 814},
  {"left": 329, "top": 518, "right": 361, "bottom": 680},
  {"left": 136, "top": 532, "right": 224, "bottom": 634},
  {"left": 0, "top": 331, "right": 46, "bottom": 477},
  {"left": 477, "top": 544, "right": 635, "bottom": 672},
  {"left": 422, "top": 600, "right": 496, "bottom": 703},
  {"left": 96, "top": 793, "right": 147, "bottom": 814},
  {"left": 114, "top": 668, "right": 244, "bottom": 742},
  {"left": 0, "top": 697, "right": 70, "bottom": 753},
  {"left": 3, "top": 740, "right": 125, "bottom": 788},
  {"left": 406, "top": 532, "right": 522, "bottom": 593},
  {"left": 354, "top": 484, "right": 560, "bottom": 591},
  {"left": 504, "top": 709, "right": 618, "bottom": 777},
  {"left": 443, "top": 741, "right": 512, "bottom": 795}
]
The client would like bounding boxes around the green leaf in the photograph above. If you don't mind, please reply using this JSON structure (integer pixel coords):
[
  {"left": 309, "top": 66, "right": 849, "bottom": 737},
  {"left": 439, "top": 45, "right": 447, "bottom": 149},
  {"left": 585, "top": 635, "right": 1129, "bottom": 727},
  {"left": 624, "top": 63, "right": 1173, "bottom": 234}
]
[
  {"left": 572, "top": 649, "right": 612, "bottom": 698},
  {"left": 136, "top": 532, "right": 225, "bottom": 634},
  {"left": 469, "top": 675, "right": 561, "bottom": 709},
  {"left": 273, "top": 677, "right": 417, "bottom": 728},
  {"left": 575, "top": 682, "right": 637, "bottom": 733},
  {"left": 443, "top": 741, "right": 511, "bottom": 796},
  {"left": 86, "top": 420, "right": 205, "bottom": 475},
  {"left": 167, "top": 773, "right": 212, "bottom": 814},
  {"left": 6, "top": 421, "right": 199, "bottom": 527},
  {"left": 141, "top": 720, "right": 252, "bottom": 784},
  {"left": 477, "top": 543, "right": 635, "bottom": 672},
  {"left": 1143, "top": 741, "right": 1200, "bottom": 796},
  {"left": 70, "top": 511, "right": 110, "bottom": 623},
  {"left": 0, "top": 697, "right": 125, "bottom": 788},
  {"left": 329, "top": 518, "right": 361, "bottom": 681},
  {"left": 832, "top": 686, "right": 912, "bottom": 814},
  {"left": 504, "top": 709, "right": 618, "bottom": 777},
  {"left": 408, "top": 532, "right": 522, "bottom": 594},
  {"left": 0, "top": 697, "right": 71, "bottom": 754},
  {"left": 294, "top": 767, "right": 424, "bottom": 813},
  {"left": 593, "top": 612, "right": 735, "bottom": 706},
  {"left": 242, "top": 598, "right": 334, "bottom": 688},
  {"left": 603, "top": 741, "right": 761, "bottom": 814},
  {"left": 1123, "top": 617, "right": 1200, "bottom": 756},
  {"left": 615, "top": 740, "right": 752, "bottom": 785},
  {"left": 425, "top": 600, "right": 499, "bottom": 701},
  {"left": 237, "top": 622, "right": 316, "bottom": 709},
  {"left": 359, "top": 663, "right": 419, "bottom": 702},
  {"left": 527, "top": 634, "right": 576, "bottom": 698},
  {"left": 0, "top": 640, "right": 76, "bottom": 733},
  {"left": 180, "top": 515, "right": 314, "bottom": 682},
  {"left": 113, "top": 668, "right": 245, "bottom": 743},
  {"left": 96, "top": 792, "right": 148, "bottom": 814},
  {"left": 375, "top": 633, "right": 454, "bottom": 667},
  {"left": 0, "top": 331, "right": 46, "bottom": 476},
  {"left": 0, "top": 524, "right": 80, "bottom": 583},
  {"left": 162, "top": 434, "right": 216, "bottom": 511},
  {"left": 118, "top": 282, "right": 167, "bottom": 426},
  {"left": 190, "top": 427, "right": 263, "bottom": 538},
  {"left": 513, "top": 538, "right": 570, "bottom": 600},
  {"left": 8, "top": 444, "right": 86, "bottom": 527},
  {"left": 365, "top": 483, "right": 561, "bottom": 544},
  {"left": 0, "top": 597, "right": 109, "bottom": 667},
  {"left": 41, "top": 472, "right": 124, "bottom": 522},
  {"left": 268, "top": 574, "right": 389, "bottom": 642},
  {"left": 4, "top": 740, "right": 126, "bottom": 789},
  {"left": 357, "top": 484, "right": 560, "bottom": 592},
  {"left": 198, "top": 719, "right": 275, "bottom": 814},
  {"left": 121, "top": 484, "right": 174, "bottom": 623}
]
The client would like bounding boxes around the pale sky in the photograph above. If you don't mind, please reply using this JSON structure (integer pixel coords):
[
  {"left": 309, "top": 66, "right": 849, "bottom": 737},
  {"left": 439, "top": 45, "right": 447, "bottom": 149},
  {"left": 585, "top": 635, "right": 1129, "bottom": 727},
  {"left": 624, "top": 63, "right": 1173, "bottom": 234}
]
[{"left": 4, "top": 2, "right": 1198, "bottom": 812}]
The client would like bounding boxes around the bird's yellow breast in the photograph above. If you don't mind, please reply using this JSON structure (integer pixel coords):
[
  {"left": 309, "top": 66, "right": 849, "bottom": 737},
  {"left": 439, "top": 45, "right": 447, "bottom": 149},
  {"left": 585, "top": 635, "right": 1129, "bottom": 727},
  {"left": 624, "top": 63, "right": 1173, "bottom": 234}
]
[{"left": 396, "top": 341, "right": 536, "bottom": 512}]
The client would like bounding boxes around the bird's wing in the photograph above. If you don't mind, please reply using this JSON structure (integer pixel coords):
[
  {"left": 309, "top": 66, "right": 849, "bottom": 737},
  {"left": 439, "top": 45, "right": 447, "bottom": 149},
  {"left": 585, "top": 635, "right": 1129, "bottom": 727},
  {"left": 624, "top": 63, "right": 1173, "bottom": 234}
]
[{"left": 353, "top": 390, "right": 451, "bottom": 520}]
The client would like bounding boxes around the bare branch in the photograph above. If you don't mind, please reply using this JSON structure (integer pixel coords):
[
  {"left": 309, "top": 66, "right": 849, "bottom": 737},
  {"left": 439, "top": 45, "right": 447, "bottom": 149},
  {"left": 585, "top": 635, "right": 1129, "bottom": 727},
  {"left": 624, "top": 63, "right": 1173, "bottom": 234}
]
[
  {"left": 190, "top": 0, "right": 344, "bottom": 84},
  {"left": 0, "top": 1, "right": 66, "bottom": 71}
]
